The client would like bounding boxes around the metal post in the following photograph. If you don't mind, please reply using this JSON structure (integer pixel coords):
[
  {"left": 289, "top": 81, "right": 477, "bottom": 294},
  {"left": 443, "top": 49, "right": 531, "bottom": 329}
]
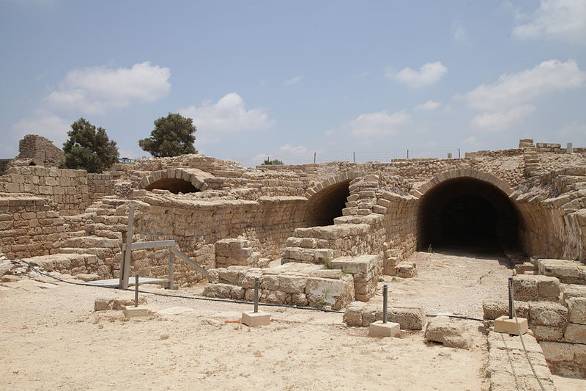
[
  {"left": 119, "top": 202, "right": 135, "bottom": 290},
  {"left": 458, "top": 148, "right": 461, "bottom": 159},
  {"left": 254, "top": 278, "right": 259, "bottom": 313},
  {"left": 353, "top": 152, "right": 356, "bottom": 163},
  {"left": 508, "top": 277, "right": 513, "bottom": 319},
  {"left": 167, "top": 249, "right": 175, "bottom": 290},
  {"left": 135, "top": 274, "right": 139, "bottom": 307},
  {"left": 406, "top": 149, "right": 409, "bottom": 159},
  {"left": 382, "top": 284, "right": 388, "bottom": 324},
  {"left": 313, "top": 152, "right": 316, "bottom": 164}
]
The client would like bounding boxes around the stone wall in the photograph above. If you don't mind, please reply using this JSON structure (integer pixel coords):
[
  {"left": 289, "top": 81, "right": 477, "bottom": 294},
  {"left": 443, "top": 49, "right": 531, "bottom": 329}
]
[
  {"left": 0, "top": 194, "right": 66, "bottom": 259},
  {"left": 0, "top": 166, "right": 115, "bottom": 215}
]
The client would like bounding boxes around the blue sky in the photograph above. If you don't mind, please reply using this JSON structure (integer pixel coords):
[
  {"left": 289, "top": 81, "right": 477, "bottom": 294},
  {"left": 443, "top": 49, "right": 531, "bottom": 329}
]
[{"left": 1, "top": 0, "right": 585, "bottom": 166}]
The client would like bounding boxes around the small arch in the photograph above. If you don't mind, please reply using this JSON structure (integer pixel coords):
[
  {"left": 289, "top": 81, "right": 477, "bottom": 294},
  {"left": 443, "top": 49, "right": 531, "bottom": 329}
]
[
  {"left": 145, "top": 177, "right": 199, "bottom": 194},
  {"left": 304, "top": 180, "right": 351, "bottom": 226}
]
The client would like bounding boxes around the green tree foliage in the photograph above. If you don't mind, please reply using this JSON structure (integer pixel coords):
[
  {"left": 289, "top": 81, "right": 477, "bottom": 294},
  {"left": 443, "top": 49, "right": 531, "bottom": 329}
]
[
  {"left": 263, "top": 157, "right": 284, "bottom": 165},
  {"left": 62, "top": 118, "right": 119, "bottom": 173},
  {"left": 139, "top": 113, "right": 197, "bottom": 157}
]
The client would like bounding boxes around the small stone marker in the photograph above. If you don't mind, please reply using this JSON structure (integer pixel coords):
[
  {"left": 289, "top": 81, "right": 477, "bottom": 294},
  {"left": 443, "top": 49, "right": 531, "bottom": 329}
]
[
  {"left": 368, "top": 284, "right": 400, "bottom": 338},
  {"left": 241, "top": 277, "right": 271, "bottom": 327},
  {"left": 123, "top": 305, "right": 153, "bottom": 319},
  {"left": 368, "top": 320, "right": 400, "bottom": 337},
  {"left": 494, "top": 277, "right": 528, "bottom": 335},
  {"left": 494, "top": 315, "right": 528, "bottom": 335}
]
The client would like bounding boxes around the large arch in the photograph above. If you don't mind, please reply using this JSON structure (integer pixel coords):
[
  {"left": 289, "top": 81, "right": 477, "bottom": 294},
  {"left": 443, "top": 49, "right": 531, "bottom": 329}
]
[{"left": 416, "top": 169, "right": 522, "bottom": 255}]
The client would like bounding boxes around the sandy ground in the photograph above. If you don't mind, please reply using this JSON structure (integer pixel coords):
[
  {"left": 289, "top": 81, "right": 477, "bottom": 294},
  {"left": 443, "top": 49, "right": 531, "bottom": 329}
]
[{"left": 0, "top": 251, "right": 584, "bottom": 390}]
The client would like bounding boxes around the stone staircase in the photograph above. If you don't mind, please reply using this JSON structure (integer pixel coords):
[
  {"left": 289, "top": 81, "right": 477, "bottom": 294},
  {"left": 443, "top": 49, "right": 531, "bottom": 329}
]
[{"left": 22, "top": 196, "right": 130, "bottom": 278}]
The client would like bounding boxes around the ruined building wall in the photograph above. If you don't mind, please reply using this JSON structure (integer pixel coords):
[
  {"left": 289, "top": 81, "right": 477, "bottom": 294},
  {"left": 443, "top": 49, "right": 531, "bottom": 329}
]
[
  {"left": 0, "top": 166, "right": 115, "bottom": 215},
  {"left": 15, "top": 134, "right": 64, "bottom": 167}
]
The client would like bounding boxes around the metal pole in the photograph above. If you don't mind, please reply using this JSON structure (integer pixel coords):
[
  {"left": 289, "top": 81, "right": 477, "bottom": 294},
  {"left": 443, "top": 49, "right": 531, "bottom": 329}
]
[
  {"left": 406, "top": 149, "right": 409, "bottom": 159},
  {"left": 382, "top": 284, "right": 388, "bottom": 323},
  {"left": 458, "top": 148, "right": 461, "bottom": 159},
  {"left": 353, "top": 152, "right": 356, "bottom": 163},
  {"left": 167, "top": 249, "right": 175, "bottom": 290},
  {"left": 508, "top": 277, "right": 513, "bottom": 319},
  {"left": 135, "top": 274, "right": 139, "bottom": 307},
  {"left": 254, "top": 277, "right": 259, "bottom": 313},
  {"left": 313, "top": 152, "right": 316, "bottom": 164}
]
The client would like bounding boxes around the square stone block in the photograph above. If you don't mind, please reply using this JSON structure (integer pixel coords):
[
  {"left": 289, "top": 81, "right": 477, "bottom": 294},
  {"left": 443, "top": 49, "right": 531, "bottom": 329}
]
[
  {"left": 242, "top": 311, "right": 271, "bottom": 327},
  {"left": 494, "top": 316, "right": 528, "bottom": 335},
  {"left": 368, "top": 320, "right": 400, "bottom": 338},
  {"left": 123, "top": 305, "right": 154, "bottom": 319}
]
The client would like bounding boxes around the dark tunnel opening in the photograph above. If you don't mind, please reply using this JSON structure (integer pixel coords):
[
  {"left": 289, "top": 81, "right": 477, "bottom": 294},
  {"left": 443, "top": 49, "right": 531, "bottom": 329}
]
[
  {"left": 417, "top": 177, "right": 521, "bottom": 255},
  {"left": 145, "top": 177, "right": 199, "bottom": 194},
  {"left": 305, "top": 180, "right": 350, "bottom": 226}
]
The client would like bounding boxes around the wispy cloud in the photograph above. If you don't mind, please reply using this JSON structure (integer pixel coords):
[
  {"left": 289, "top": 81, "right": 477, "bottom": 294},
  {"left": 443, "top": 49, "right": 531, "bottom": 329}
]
[
  {"left": 387, "top": 61, "right": 447, "bottom": 88},
  {"left": 513, "top": 0, "right": 586, "bottom": 43},
  {"left": 283, "top": 75, "right": 303, "bottom": 86}
]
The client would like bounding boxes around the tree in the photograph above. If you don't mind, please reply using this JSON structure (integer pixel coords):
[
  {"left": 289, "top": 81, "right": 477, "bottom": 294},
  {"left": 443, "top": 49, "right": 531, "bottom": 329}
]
[
  {"left": 62, "top": 118, "right": 119, "bottom": 173},
  {"left": 263, "top": 157, "right": 284, "bottom": 165},
  {"left": 139, "top": 113, "right": 197, "bottom": 157}
]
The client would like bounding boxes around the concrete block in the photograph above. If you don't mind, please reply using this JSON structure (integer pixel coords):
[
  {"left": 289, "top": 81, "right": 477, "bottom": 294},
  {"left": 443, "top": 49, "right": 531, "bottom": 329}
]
[
  {"left": 241, "top": 311, "right": 271, "bottom": 327},
  {"left": 368, "top": 321, "right": 400, "bottom": 338},
  {"left": 494, "top": 316, "right": 528, "bottom": 335},
  {"left": 123, "top": 305, "right": 154, "bottom": 319}
]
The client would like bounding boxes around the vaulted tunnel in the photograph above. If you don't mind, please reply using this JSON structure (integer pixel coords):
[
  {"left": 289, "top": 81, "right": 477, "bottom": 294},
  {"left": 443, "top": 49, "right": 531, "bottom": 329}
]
[
  {"left": 145, "top": 177, "right": 199, "bottom": 194},
  {"left": 305, "top": 180, "right": 350, "bottom": 226},
  {"left": 417, "top": 177, "right": 521, "bottom": 255}
]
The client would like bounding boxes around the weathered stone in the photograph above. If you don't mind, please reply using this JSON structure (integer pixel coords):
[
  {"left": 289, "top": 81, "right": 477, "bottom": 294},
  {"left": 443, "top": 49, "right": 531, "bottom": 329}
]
[
  {"left": 564, "top": 323, "right": 586, "bottom": 343},
  {"left": 529, "top": 302, "right": 568, "bottom": 327},
  {"left": 424, "top": 316, "right": 472, "bottom": 349},
  {"left": 566, "top": 297, "right": 586, "bottom": 324}
]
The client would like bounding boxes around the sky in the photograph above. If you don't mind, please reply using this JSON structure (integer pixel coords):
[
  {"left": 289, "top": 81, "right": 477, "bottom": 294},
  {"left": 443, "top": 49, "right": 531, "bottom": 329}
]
[{"left": 1, "top": 0, "right": 585, "bottom": 166}]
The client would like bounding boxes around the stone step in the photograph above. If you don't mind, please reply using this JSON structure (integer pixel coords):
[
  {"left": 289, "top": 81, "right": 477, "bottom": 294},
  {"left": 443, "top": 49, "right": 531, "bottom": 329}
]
[
  {"left": 281, "top": 247, "right": 334, "bottom": 265},
  {"left": 94, "top": 215, "right": 128, "bottom": 225},
  {"left": 22, "top": 253, "right": 103, "bottom": 275},
  {"left": 61, "top": 235, "right": 120, "bottom": 249},
  {"left": 537, "top": 258, "right": 586, "bottom": 285},
  {"left": 59, "top": 247, "right": 115, "bottom": 258},
  {"left": 293, "top": 223, "right": 370, "bottom": 240},
  {"left": 85, "top": 222, "right": 128, "bottom": 235}
]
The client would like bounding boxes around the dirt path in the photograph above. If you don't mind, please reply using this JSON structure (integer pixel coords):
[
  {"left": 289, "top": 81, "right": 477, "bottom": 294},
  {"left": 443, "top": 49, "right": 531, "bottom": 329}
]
[
  {"left": 379, "top": 251, "right": 512, "bottom": 318},
  {"left": 0, "top": 276, "right": 486, "bottom": 390}
]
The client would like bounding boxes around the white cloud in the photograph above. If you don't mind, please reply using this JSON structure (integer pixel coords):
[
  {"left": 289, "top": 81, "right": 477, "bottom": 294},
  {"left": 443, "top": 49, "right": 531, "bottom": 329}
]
[
  {"left": 179, "top": 93, "right": 271, "bottom": 134},
  {"left": 349, "top": 111, "right": 410, "bottom": 136},
  {"left": 416, "top": 100, "right": 442, "bottom": 111},
  {"left": 283, "top": 75, "right": 303, "bottom": 86},
  {"left": 388, "top": 61, "right": 447, "bottom": 88},
  {"left": 513, "top": 0, "right": 586, "bottom": 42},
  {"left": 12, "top": 112, "right": 70, "bottom": 145},
  {"left": 471, "top": 105, "right": 535, "bottom": 131},
  {"left": 466, "top": 59, "right": 586, "bottom": 112},
  {"left": 46, "top": 62, "right": 170, "bottom": 114}
]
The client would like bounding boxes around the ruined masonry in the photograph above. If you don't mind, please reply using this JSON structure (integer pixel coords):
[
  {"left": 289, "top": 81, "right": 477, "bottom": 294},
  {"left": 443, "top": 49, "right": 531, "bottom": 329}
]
[{"left": 1, "top": 135, "right": 586, "bottom": 379}]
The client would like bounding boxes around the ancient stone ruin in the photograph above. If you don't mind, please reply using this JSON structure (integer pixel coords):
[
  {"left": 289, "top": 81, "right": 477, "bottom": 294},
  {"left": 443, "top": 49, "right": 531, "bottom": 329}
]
[{"left": 1, "top": 136, "right": 585, "bottom": 387}]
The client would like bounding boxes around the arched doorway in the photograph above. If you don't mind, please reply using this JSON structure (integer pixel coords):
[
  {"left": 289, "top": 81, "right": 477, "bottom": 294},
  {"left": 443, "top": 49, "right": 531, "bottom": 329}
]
[
  {"left": 304, "top": 180, "right": 350, "bottom": 226},
  {"left": 417, "top": 177, "right": 521, "bottom": 254}
]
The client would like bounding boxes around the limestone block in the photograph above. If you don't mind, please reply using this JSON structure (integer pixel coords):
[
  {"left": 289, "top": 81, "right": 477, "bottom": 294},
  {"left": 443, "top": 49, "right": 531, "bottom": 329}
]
[
  {"left": 241, "top": 311, "right": 271, "bottom": 327},
  {"left": 368, "top": 321, "right": 400, "bottom": 338},
  {"left": 343, "top": 301, "right": 366, "bottom": 327},
  {"left": 123, "top": 305, "right": 154, "bottom": 319},
  {"left": 202, "top": 283, "right": 233, "bottom": 299},
  {"left": 494, "top": 316, "right": 528, "bottom": 335},
  {"left": 305, "top": 276, "right": 354, "bottom": 310},
  {"left": 533, "top": 326, "right": 564, "bottom": 341},
  {"left": 564, "top": 323, "right": 586, "bottom": 343},
  {"left": 289, "top": 293, "right": 309, "bottom": 307},
  {"left": 567, "top": 297, "right": 586, "bottom": 324},
  {"left": 512, "top": 275, "right": 538, "bottom": 301},
  {"left": 277, "top": 275, "right": 307, "bottom": 294},
  {"left": 395, "top": 261, "right": 416, "bottom": 278},
  {"left": 424, "top": 316, "right": 472, "bottom": 349},
  {"left": 389, "top": 306, "right": 426, "bottom": 330},
  {"left": 383, "top": 256, "right": 398, "bottom": 275},
  {"left": 529, "top": 302, "right": 568, "bottom": 327},
  {"left": 537, "top": 258, "right": 586, "bottom": 285}
]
